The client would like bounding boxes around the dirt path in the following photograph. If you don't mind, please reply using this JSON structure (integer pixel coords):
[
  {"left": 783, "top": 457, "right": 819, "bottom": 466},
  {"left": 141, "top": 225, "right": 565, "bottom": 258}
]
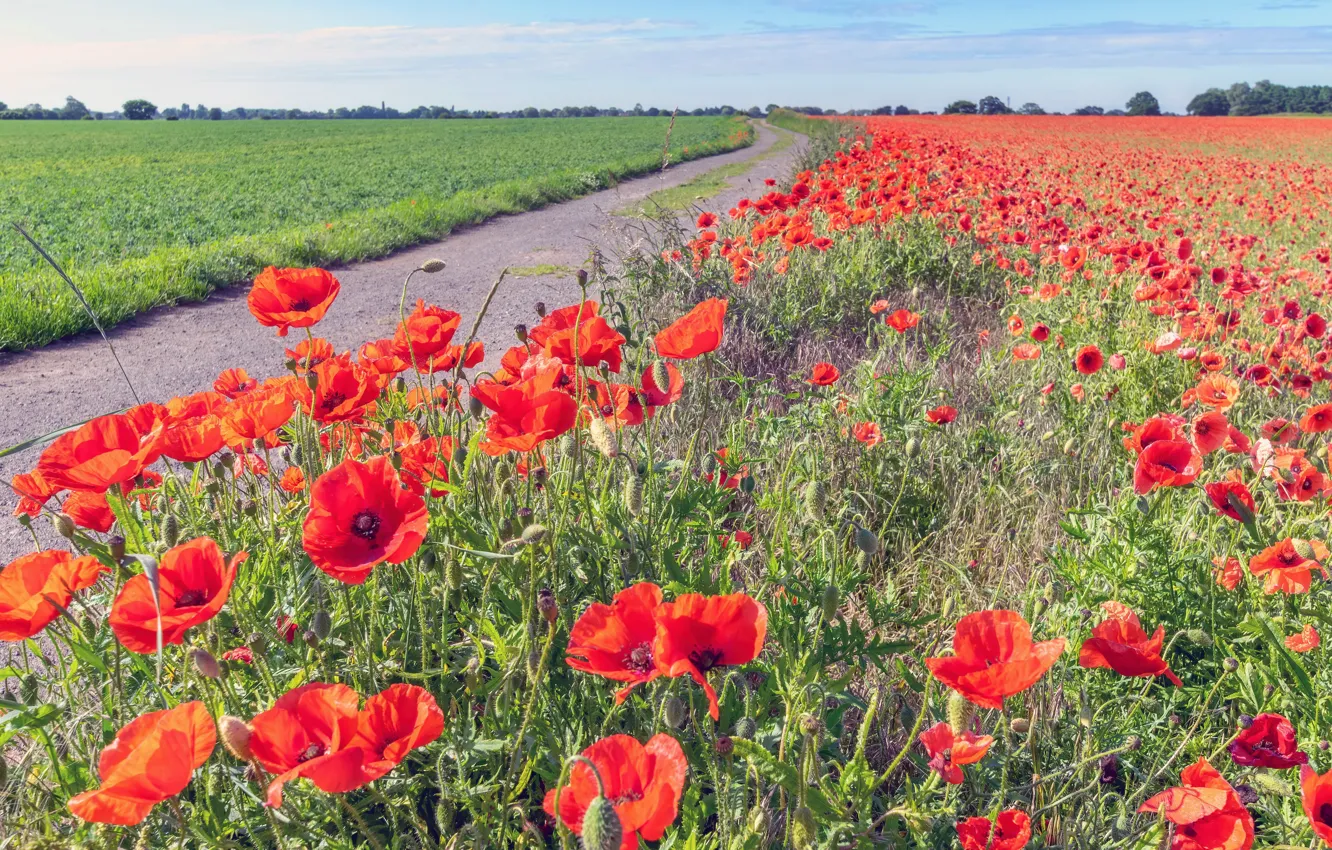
[{"left": 0, "top": 121, "right": 802, "bottom": 561}]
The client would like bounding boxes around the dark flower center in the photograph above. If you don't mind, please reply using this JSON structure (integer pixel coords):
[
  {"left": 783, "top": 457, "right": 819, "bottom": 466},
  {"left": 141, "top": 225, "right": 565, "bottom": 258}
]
[
  {"left": 320, "top": 391, "right": 347, "bottom": 412},
  {"left": 1319, "top": 802, "right": 1332, "bottom": 826},
  {"left": 298, "top": 743, "right": 326, "bottom": 763},
  {"left": 290, "top": 299, "right": 312, "bottom": 312},
  {"left": 611, "top": 790, "right": 643, "bottom": 805},
  {"left": 623, "top": 643, "right": 654, "bottom": 674},
  {"left": 176, "top": 589, "right": 208, "bottom": 607},
  {"left": 690, "top": 647, "right": 723, "bottom": 672},
  {"left": 600, "top": 404, "right": 614, "bottom": 416},
  {"left": 350, "top": 510, "right": 382, "bottom": 541}
]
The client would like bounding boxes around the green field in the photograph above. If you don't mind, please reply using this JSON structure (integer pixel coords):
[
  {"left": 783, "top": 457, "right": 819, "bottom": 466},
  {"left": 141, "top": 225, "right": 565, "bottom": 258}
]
[{"left": 0, "top": 116, "right": 750, "bottom": 350}]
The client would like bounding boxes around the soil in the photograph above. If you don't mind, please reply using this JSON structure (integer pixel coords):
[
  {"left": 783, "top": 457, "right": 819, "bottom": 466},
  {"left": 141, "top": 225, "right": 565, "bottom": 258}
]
[{"left": 0, "top": 121, "right": 803, "bottom": 563}]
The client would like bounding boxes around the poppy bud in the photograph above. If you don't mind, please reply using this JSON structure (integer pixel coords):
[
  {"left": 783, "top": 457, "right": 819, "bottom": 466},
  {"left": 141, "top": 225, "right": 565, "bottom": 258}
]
[
  {"left": 247, "top": 632, "right": 267, "bottom": 657},
  {"left": 20, "top": 674, "right": 37, "bottom": 703},
  {"left": 940, "top": 596, "right": 954, "bottom": 620},
  {"left": 537, "top": 588, "right": 558, "bottom": 623},
  {"left": 663, "top": 696, "right": 686, "bottom": 729},
  {"left": 1294, "top": 538, "right": 1317, "bottom": 560},
  {"left": 521, "top": 524, "right": 548, "bottom": 545},
  {"left": 1226, "top": 492, "right": 1255, "bottom": 525},
  {"left": 304, "top": 371, "right": 318, "bottom": 391},
  {"left": 1184, "top": 629, "right": 1212, "bottom": 646},
  {"left": 15, "top": 512, "right": 30, "bottom": 529},
  {"left": 452, "top": 445, "right": 467, "bottom": 466},
  {"left": 791, "top": 806, "right": 816, "bottom": 849},
  {"left": 624, "top": 474, "right": 644, "bottom": 516},
  {"left": 733, "top": 717, "right": 756, "bottom": 739},
  {"left": 218, "top": 715, "right": 254, "bottom": 761},
  {"left": 580, "top": 794, "right": 622, "bottom": 850},
  {"left": 1263, "top": 683, "right": 1275, "bottom": 698},
  {"left": 799, "top": 713, "right": 821, "bottom": 736},
  {"left": 464, "top": 657, "right": 481, "bottom": 692},
  {"left": 1062, "top": 437, "right": 1076, "bottom": 456},
  {"left": 904, "top": 437, "right": 921, "bottom": 459},
  {"left": 420, "top": 547, "right": 437, "bottom": 569},
  {"left": 393, "top": 376, "right": 407, "bottom": 394},
  {"left": 948, "top": 691, "right": 975, "bottom": 734},
  {"left": 854, "top": 526, "right": 879, "bottom": 555},
  {"left": 574, "top": 269, "right": 588, "bottom": 287},
  {"left": 499, "top": 517, "right": 514, "bottom": 538},
  {"left": 446, "top": 558, "right": 463, "bottom": 591},
  {"left": 1223, "top": 656, "right": 1239, "bottom": 672},
  {"left": 588, "top": 417, "right": 618, "bottom": 458},
  {"left": 1125, "top": 735, "right": 1141, "bottom": 751},
  {"left": 421, "top": 258, "right": 446, "bottom": 273},
  {"left": 285, "top": 358, "right": 299, "bottom": 373},
  {"left": 54, "top": 513, "right": 76, "bottom": 540},
  {"left": 108, "top": 535, "right": 126, "bottom": 564},
  {"left": 820, "top": 585, "right": 839, "bottom": 622},
  {"left": 1321, "top": 740, "right": 1330, "bottom": 751},
  {"left": 535, "top": 301, "right": 547, "bottom": 318},
  {"left": 514, "top": 324, "right": 528, "bottom": 344},
  {"left": 1169, "top": 714, "right": 1181, "bottom": 727},
  {"left": 739, "top": 474, "right": 755, "bottom": 494},
  {"left": 390, "top": 450, "right": 404, "bottom": 471},
  {"left": 803, "top": 480, "right": 827, "bottom": 522},
  {"left": 748, "top": 806, "right": 770, "bottom": 836},
  {"left": 1010, "top": 716, "right": 1030, "bottom": 735},
  {"left": 701, "top": 453, "right": 718, "bottom": 476},
  {"left": 191, "top": 648, "right": 222, "bottom": 679},
  {"left": 310, "top": 610, "right": 332, "bottom": 640},
  {"left": 162, "top": 514, "right": 180, "bottom": 549},
  {"left": 714, "top": 735, "right": 734, "bottom": 755},
  {"left": 530, "top": 466, "right": 547, "bottom": 488},
  {"left": 649, "top": 360, "right": 671, "bottom": 395}
]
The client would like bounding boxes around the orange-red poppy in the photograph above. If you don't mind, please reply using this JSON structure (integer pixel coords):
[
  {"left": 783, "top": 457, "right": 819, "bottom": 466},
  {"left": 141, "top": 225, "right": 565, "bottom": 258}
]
[
  {"left": 302, "top": 456, "right": 427, "bottom": 584},
  {"left": 653, "top": 592, "right": 767, "bottom": 720},
  {"left": 0, "top": 550, "right": 105, "bottom": 641},
  {"left": 299, "top": 355, "right": 381, "bottom": 424},
  {"left": 68, "top": 701, "right": 216, "bottom": 825},
  {"left": 543, "top": 315, "right": 626, "bottom": 373},
  {"left": 1192, "top": 412, "right": 1230, "bottom": 455},
  {"left": 392, "top": 300, "right": 461, "bottom": 367},
  {"left": 345, "top": 683, "right": 445, "bottom": 785},
  {"left": 280, "top": 466, "right": 306, "bottom": 493},
  {"left": 10, "top": 470, "right": 58, "bottom": 518},
  {"left": 1302, "top": 404, "right": 1332, "bottom": 434},
  {"left": 63, "top": 490, "right": 116, "bottom": 533},
  {"left": 926, "top": 405, "right": 958, "bottom": 425},
  {"left": 1196, "top": 373, "right": 1240, "bottom": 411},
  {"left": 641, "top": 362, "right": 684, "bottom": 412},
  {"left": 885, "top": 309, "right": 921, "bottom": 333},
  {"left": 1204, "top": 481, "right": 1254, "bottom": 523},
  {"left": 1074, "top": 344, "right": 1103, "bottom": 375},
  {"left": 219, "top": 380, "right": 297, "bottom": 449},
  {"left": 36, "top": 411, "right": 162, "bottom": 493},
  {"left": 247, "top": 266, "right": 340, "bottom": 336},
  {"left": 1078, "top": 601, "right": 1181, "bottom": 686},
  {"left": 1230, "top": 713, "right": 1307, "bottom": 769},
  {"left": 285, "top": 337, "right": 335, "bottom": 372},
  {"left": 214, "top": 367, "right": 258, "bottom": 399},
  {"left": 853, "top": 422, "right": 883, "bottom": 447},
  {"left": 1133, "top": 440, "right": 1201, "bottom": 495},
  {"left": 543, "top": 733, "right": 686, "bottom": 850},
  {"left": 358, "top": 339, "right": 409, "bottom": 376},
  {"left": 956, "top": 809, "right": 1031, "bottom": 850},
  {"left": 473, "top": 369, "right": 579, "bottom": 457},
  {"left": 528, "top": 301, "right": 602, "bottom": 348},
  {"left": 919, "top": 721, "right": 993, "bottom": 784},
  {"left": 655, "top": 298, "right": 727, "bottom": 359},
  {"left": 110, "top": 538, "right": 244, "bottom": 654},
  {"left": 925, "top": 610, "right": 1065, "bottom": 709},
  {"left": 1248, "top": 538, "right": 1327, "bottom": 595},
  {"left": 1287, "top": 623, "right": 1320, "bottom": 652},
  {"left": 566, "top": 582, "right": 663, "bottom": 701},
  {"left": 1301, "top": 764, "right": 1332, "bottom": 846},
  {"left": 808, "top": 362, "right": 840, "bottom": 386},
  {"left": 1139, "top": 758, "right": 1253, "bottom": 850}
]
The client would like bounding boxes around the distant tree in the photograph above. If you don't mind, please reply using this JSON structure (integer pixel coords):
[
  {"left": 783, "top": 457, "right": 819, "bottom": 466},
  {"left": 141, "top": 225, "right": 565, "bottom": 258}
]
[
  {"left": 0, "top": 101, "right": 7, "bottom": 111},
  {"left": 871, "top": 105, "right": 893, "bottom": 115},
  {"left": 1018, "top": 102, "right": 1046, "bottom": 115},
  {"left": 193, "top": 104, "right": 208, "bottom": 119},
  {"left": 162, "top": 107, "right": 179, "bottom": 119},
  {"left": 894, "top": 105, "right": 910, "bottom": 115},
  {"left": 1125, "top": 91, "right": 1161, "bottom": 116},
  {"left": 61, "top": 96, "right": 89, "bottom": 120},
  {"left": 1104, "top": 109, "right": 1127, "bottom": 116},
  {"left": 1072, "top": 105, "right": 1104, "bottom": 116},
  {"left": 208, "top": 107, "right": 223, "bottom": 120},
  {"left": 287, "top": 108, "right": 302, "bottom": 119},
  {"left": 646, "top": 107, "right": 660, "bottom": 116},
  {"left": 978, "top": 95, "right": 1010, "bottom": 115},
  {"left": 1185, "top": 90, "right": 1230, "bottom": 116},
  {"left": 943, "top": 100, "right": 978, "bottom": 114},
  {"left": 122, "top": 99, "right": 157, "bottom": 120},
  {"left": 181, "top": 102, "right": 191, "bottom": 118},
  {"left": 746, "top": 106, "right": 762, "bottom": 117}
]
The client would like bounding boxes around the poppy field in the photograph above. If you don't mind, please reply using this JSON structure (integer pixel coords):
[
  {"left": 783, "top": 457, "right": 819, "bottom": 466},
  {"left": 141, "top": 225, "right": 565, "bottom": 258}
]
[
  {"left": 7, "top": 112, "right": 1332, "bottom": 850},
  {"left": 0, "top": 115, "right": 750, "bottom": 351}
]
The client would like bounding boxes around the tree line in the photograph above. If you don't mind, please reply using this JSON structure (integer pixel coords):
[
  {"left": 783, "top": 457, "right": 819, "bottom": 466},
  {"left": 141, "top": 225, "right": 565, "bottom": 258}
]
[
  {"left": 941, "top": 92, "right": 1163, "bottom": 117},
  {"left": 1186, "top": 81, "right": 1332, "bottom": 116}
]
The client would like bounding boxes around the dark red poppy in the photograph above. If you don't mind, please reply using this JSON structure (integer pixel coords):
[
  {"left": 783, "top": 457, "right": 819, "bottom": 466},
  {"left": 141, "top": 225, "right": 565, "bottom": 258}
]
[
  {"left": 543, "top": 733, "right": 687, "bottom": 850},
  {"left": 808, "top": 362, "right": 840, "bottom": 386},
  {"left": 1133, "top": 440, "right": 1201, "bottom": 495},
  {"left": 1204, "top": 481, "right": 1255, "bottom": 522},
  {"left": 36, "top": 411, "right": 162, "bottom": 493},
  {"left": 919, "top": 722, "right": 993, "bottom": 784},
  {"left": 68, "top": 701, "right": 216, "bottom": 825},
  {"left": 247, "top": 267, "right": 340, "bottom": 336},
  {"left": 925, "top": 610, "right": 1065, "bottom": 710},
  {"left": 109, "top": 538, "right": 244, "bottom": 654},
  {"left": 655, "top": 298, "right": 727, "bottom": 360},
  {"left": 1230, "top": 713, "right": 1307, "bottom": 769},
  {"left": 1078, "top": 601, "right": 1181, "bottom": 686},
  {"left": 0, "top": 550, "right": 106, "bottom": 641},
  {"left": 302, "top": 456, "right": 427, "bottom": 584},
  {"left": 566, "top": 583, "right": 664, "bottom": 701},
  {"left": 956, "top": 809, "right": 1032, "bottom": 850},
  {"left": 653, "top": 592, "right": 767, "bottom": 720},
  {"left": 1301, "top": 764, "right": 1332, "bottom": 845},
  {"left": 1139, "top": 758, "right": 1254, "bottom": 850},
  {"left": 1073, "top": 344, "right": 1103, "bottom": 375}
]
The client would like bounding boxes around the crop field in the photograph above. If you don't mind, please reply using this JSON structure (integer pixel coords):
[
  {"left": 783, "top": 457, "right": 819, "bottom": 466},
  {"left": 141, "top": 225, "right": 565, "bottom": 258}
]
[
  {"left": 11, "top": 111, "right": 1332, "bottom": 849},
  {"left": 0, "top": 116, "right": 749, "bottom": 351}
]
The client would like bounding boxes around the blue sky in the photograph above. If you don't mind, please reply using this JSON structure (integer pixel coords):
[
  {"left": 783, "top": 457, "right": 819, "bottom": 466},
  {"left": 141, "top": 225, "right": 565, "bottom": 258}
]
[{"left": 5, "top": 1, "right": 1332, "bottom": 114}]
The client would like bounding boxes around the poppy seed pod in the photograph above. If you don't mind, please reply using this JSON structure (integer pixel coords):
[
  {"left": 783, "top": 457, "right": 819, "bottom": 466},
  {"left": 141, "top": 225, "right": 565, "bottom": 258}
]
[
  {"left": 580, "top": 794, "right": 622, "bottom": 850},
  {"left": 574, "top": 269, "right": 588, "bottom": 286},
  {"left": 748, "top": 806, "right": 770, "bottom": 836},
  {"left": 190, "top": 648, "right": 221, "bottom": 679},
  {"left": 521, "top": 524, "right": 548, "bottom": 546},
  {"left": 247, "top": 632, "right": 267, "bottom": 657},
  {"left": 803, "top": 480, "right": 827, "bottom": 522},
  {"left": 0, "top": 754, "right": 6, "bottom": 787},
  {"left": 303, "top": 630, "right": 321, "bottom": 648},
  {"left": 54, "top": 513, "right": 76, "bottom": 540},
  {"left": 663, "top": 695, "right": 686, "bottom": 729},
  {"left": 108, "top": 535, "right": 126, "bottom": 564},
  {"left": 947, "top": 690, "right": 975, "bottom": 734},
  {"left": 588, "top": 417, "right": 617, "bottom": 458},
  {"left": 304, "top": 370, "right": 318, "bottom": 392},
  {"left": 701, "top": 453, "right": 718, "bottom": 476},
  {"left": 791, "top": 806, "right": 816, "bottom": 849},
  {"left": 452, "top": 445, "right": 467, "bottom": 466},
  {"left": 310, "top": 610, "right": 332, "bottom": 640},
  {"left": 1223, "top": 657, "right": 1239, "bottom": 672},
  {"left": 799, "top": 713, "right": 821, "bottom": 736},
  {"left": 854, "top": 526, "right": 879, "bottom": 555},
  {"left": 218, "top": 715, "right": 254, "bottom": 761},
  {"left": 714, "top": 735, "right": 734, "bottom": 755},
  {"left": 162, "top": 514, "right": 180, "bottom": 549},
  {"left": 446, "top": 558, "right": 463, "bottom": 591},
  {"left": 1294, "top": 538, "right": 1317, "bottom": 560},
  {"left": 421, "top": 259, "right": 446, "bottom": 273},
  {"left": 904, "top": 437, "right": 921, "bottom": 459},
  {"left": 733, "top": 717, "right": 756, "bottom": 740},
  {"left": 514, "top": 324, "right": 528, "bottom": 344},
  {"left": 624, "top": 474, "right": 644, "bottom": 516},
  {"left": 821, "top": 585, "right": 840, "bottom": 621},
  {"left": 1010, "top": 716, "right": 1031, "bottom": 735}
]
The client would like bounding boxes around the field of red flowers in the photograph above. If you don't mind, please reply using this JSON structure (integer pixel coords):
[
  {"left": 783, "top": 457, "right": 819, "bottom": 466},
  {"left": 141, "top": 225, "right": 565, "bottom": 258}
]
[{"left": 5, "top": 113, "right": 1332, "bottom": 849}]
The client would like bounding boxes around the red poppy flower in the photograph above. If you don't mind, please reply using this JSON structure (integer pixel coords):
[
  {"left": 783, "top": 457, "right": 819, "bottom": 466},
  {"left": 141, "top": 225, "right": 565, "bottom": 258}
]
[
  {"left": 1230, "top": 713, "right": 1307, "bottom": 769},
  {"left": 10, "top": 470, "right": 58, "bottom": 518},
  {"left": 956, "top": 809, "right": 1032, "bottom": 850},
  {"left": 109, "top": 538, "right": 244, "bottom": 654},
  {"left": 247, "top": 266, "right": 340, "bottom": 336},
  {"left": 653, "top": 592, "right": 768, "bottom": 720},
  {"left": 1012, "top": 343, "right": 1042, "bottom": 361},
  {"left": 36, "top": 411, "right": 162, "bottom": 493},
  {"left": 214, "top": 367, "right": 258, "bottom": 399},
  {"left": 1078, "top": 601, "right": 1182, "bottom": 686},
  {"left": 393, "top": 300, "right": 462, "bottom": 366},
  {"left": 248, "top": 683, "right": 364, "bottom": 807},
  {"left": 473, "top": 369, "right": 579, "bottom": 457},
  {"left": 280, "top": 467, "right": 306, "bottom": 493},
  {"left": 1030, "top": 323, "right": 1050, "bottom": 342},
  {"left": 543, "top": 733, "right": 687, "bottom": 850},
  {"left": 152, "top": 391, "right": 228, "bottom": 463},
  {"left": 1133, "top": 440, "right": 1201, "bottom": 495},
  {"left": 641, "top": 362, "right": 684, "bottom": 412},
  {"left": 1073, "top": 344, "right": 1103, "bottom": 375},
  {"left": 852, "top": 422, "right": 883, "bottom": 447},
  {"left": 302, "top": 456, "right": 427, "bottom": 584},
  {"left": 919, "top": 722, "right": 993, "bottom": 784},
  {"left": 566, "top": 583, "right": 664, "bottom": 701},
  {"left": 1204, "top": 481, "right": 1255, "bottom": 523},
  {"left": 345, "top": 683, "right": 444, "bottom": 783},
  {"left": 1302, "top": 404, "right": 1332, "bottom": 434},
  {"left": 219, "top": 381, "right": 297, "bottom": 449},
  {"left": 357, "top": 339, "right": 409, "bottom": 376},
  {"left": 655, "top": 298, "right": 727, "bottom": 359},
  {"left": 1139, "top": 758, "right": 1254, "bottom": 850},
  {"left": 696, "top": 212, "right": 717, "bottom": 228},
  {"left": 299, "top": 355, "right": 381, "bottom": 424},
  {"left": 926, "top": 405, "right": 958, "bottom": 425},
  {"left": 808, "top": 362, "right": 840, "bottom": 386},
  {"left": 1248, "top": 538, "right": 1326, "bottom": 595},
  {"left": 1192, "top": 412, "right": 1229, "bottom": 455},
  {"left": 925, "top": 610, "right": 1065, "bottom": 710},
  {"left": 63, "top": 490, "right": 116, "bottom": 533},
  {"left": 222, "top": 646, "right": 254, "bottom": 664},
  {"left": 543, "top": 315, "right": 626, "bottom": 373},
  {"left": 1287, "top": 623, "right": 1320, "bottom": 652},
  {"left": 68, "top": 701, "right": 216, "bottom": 825},
  {"left": 0, "top": 551, "right": 106, "bottom": 641},
  {"left": 285, "top": 337, "right": 335, "bottom": 372},
  {"left": 885, "top": 309, "right": 921, "bottom": 333},
  {"left": 1301, "top": 764, "right": 1332, "bottom": 845},
  {"left": 528, "top": 301, "right": 601, "bottom": 347}
]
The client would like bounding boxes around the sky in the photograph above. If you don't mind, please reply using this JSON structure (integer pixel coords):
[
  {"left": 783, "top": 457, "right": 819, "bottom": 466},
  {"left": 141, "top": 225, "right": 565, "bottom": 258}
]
[{"left": 4, "top": 0, "right": 1332, "bottom": 115}]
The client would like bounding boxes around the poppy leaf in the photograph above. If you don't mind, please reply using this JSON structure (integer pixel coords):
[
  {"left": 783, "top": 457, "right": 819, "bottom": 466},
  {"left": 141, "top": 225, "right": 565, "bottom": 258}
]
[
  {"left": 444, "top": 543, "right": 516, "bottom": 561},
  {"left": 729, "top": 738, "right": 839, "bottom": 817},
  {"left": 504, "top": 756, "right": 534, "bottom": 804}
]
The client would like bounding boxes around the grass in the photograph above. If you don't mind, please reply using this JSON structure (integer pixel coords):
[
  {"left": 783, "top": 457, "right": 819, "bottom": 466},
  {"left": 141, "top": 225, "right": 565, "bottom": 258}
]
[
  {"left": 0, "top": 116, "right": 752, "bottom": 351},
  {"left": 504, "top": 263, "right": 576, "bottom": 278}
]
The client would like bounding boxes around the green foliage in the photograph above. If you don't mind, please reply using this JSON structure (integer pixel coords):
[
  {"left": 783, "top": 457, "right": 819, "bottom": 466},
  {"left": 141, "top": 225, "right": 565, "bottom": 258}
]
[
  {"left": 1188, "top": 88, "right": 1232, "bottom": 116},
  {"left": 943, "top": 100, "right": 978, "bottom": 115},
  {"left": 1125, "top": 91, "right": 1161, "bottom": 116},
  {"left": 121, "top": 99, "right": 157, "bottom": 121}
]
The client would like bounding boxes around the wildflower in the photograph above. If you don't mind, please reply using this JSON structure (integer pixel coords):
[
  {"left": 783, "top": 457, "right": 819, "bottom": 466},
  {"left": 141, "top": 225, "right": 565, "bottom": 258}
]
[
  {"left": 1133, "top": 440, "right": 1201, "bottom": 495},
  {"left": 1138, "top": 758, "right": 1254, "bottom": 850},
  {"left": 655, "top": 298, "right": 727, "bottom": 359},
  {"left": 214, "top": 367, "right": 258, "bottom": 398},
  {"left": 392, "top": 300, "right": 461, "bottom": 367},
  {"left": 62, "top": 490, "right": 115, "bottom": 533},
  {"left": 543, "top": 315, "right": 626, "bottom": 372},
  {"left": 1300, "top": 764, "right": 1332, "bottom": 845},
  {"left": 885, "top": 309, "right": 921, "bottom": 333},
  {"left": 654, "top": 592, "right": 768, "bottom": 720},
  {"left": 1074, "top": 344, "right": 1103, "bottom": 375},
  {"left": 247, "top": 266, "right": 340, "bottom": 336},
  {"left": 1287, "top": 624, "right": 1320, "bottom": 652},
  {"left": 36, "top": 410, "right": 162, "bottom": 493},
  {"left": 566, "top": 583, "right": 664, "bottom": 702},
  {"left": 280, "top": 467, "right": 306, "bottom": 493},
  {"left": 302, "top": 456, "right": 428, "bottom": 584},
  {"left": 68, "top": 702, "right": 216, "bottom": 824},
  {"left": 919, "top": 722, "right": 993, "bottom": 784},
  {"left": 1204, "top": 481, "right": 1255, "bottom": 523},
  {"left": 1230, "top": 713, "right": 1308, "bottom": 769},
  {"left": 473, "top": 368, "right": 579, "bottom": 456},
  {"left": 1248, "top": 538, "right": 1327, "bottom": 595},
  {"left": 641, "top": 361, "right": 684, "bottom": 412},
  {"left": 1078, "top": 601, "right": 1182, "bottom": 686},
  {"left": 110, "top": 538, "right": 244, "bottom": 654},
  {"left": 0, "top": 551, "right": 106, "bottom": 641},
  {"left": 1192, "top": 412, "right": 1230, "bottom": 454},
  {"left": 926, "top": 405, "right": 958, "bottom": 425},
  {"left": 925, "top": 610, "right": 1065, "bottom": 709},
  {"left": 808, "top": 362, "right": 840, "bottom": 386},
  {"left": 852, "top": 422, "right": 883, "bottom": 447},
  {"left": 956, "top": 809, "right": 1032, "bottom": 850},
  {"left": 301, "top": 355, "right": 381, "bottom": 424}
]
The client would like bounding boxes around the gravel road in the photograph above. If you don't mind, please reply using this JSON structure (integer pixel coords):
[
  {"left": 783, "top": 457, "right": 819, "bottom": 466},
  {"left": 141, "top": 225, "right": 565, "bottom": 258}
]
[{"left": 0, "top": 121, "right": 802, "bottom": 562}]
